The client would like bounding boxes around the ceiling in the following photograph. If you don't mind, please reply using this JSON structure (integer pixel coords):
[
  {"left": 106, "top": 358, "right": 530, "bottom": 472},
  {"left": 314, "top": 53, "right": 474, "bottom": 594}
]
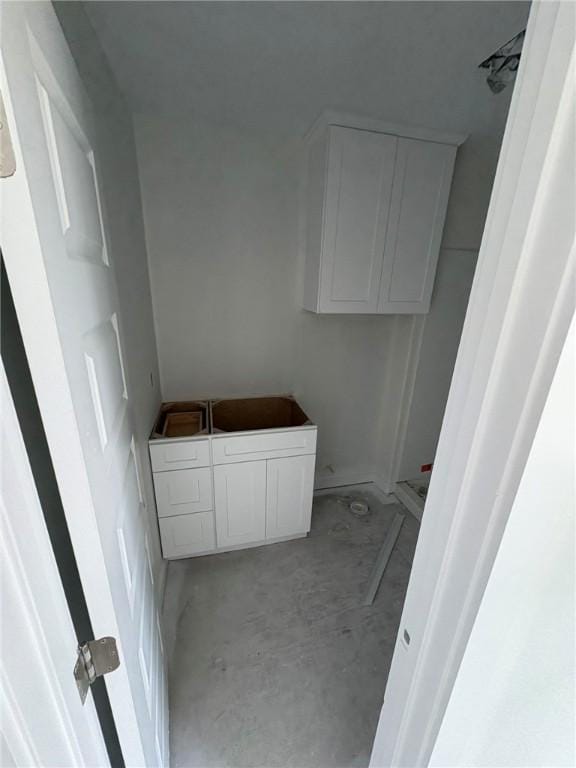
[{"left": 85, "top": 1, "right": 530, "bottom": 137}]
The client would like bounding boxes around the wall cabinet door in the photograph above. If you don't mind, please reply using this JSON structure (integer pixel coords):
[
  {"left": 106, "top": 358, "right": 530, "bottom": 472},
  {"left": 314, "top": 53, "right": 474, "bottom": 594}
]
[
  {"left": 266, "top": 454, "right": 315, "bottom": 539},
  {"left": 378, "top": 138, "right": 456, "bottom": 313},
  {"left": 318, "top": 126, "right": 398, "bottom": 313},
  {"left": 214, "top": 461, "right": 266, "bottom": 548}
]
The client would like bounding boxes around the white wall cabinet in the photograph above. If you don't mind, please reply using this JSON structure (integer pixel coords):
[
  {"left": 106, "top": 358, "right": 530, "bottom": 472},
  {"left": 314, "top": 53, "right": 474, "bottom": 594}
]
[
  {"left": 303, "top": 115, "right": 464, "bottom": 315},
  {"left": 213, "top": 461, "right": 267, "bottom": 548}
]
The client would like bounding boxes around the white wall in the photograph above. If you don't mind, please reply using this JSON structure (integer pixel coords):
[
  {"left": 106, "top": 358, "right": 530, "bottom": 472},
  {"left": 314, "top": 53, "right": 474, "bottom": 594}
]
[
  {"left": 55, "top": 4, "right": 164, "bottom": 588},
  {"left": 135, "top": 118, "right": 300, "bottom": 399},
  {"left": 136, "top": 115, "right": 404, "bottom": 483},
  {"left": 430, "top": 314, "right": 575, "bottom": 767},
  {"left": 396, "top": 248, "right": 477, "bottom": 481},
  {"left": 81, "top": 0, "right": 530, "bottom": 489},
  {"left": 127, "top": 2, "right": 529, "bottom": 491},
  {"left": 135, "top": 112, "right": 510, "bottom": 486},
  {"left": 396, "top": 131, "right": 508, "bottom": 482},
  {"left": 296, "top": 313, "right": 395, "bottom": 485}
]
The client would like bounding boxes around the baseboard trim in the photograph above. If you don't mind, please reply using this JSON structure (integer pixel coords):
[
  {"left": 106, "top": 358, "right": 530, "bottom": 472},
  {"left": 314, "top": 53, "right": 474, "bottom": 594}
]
[
  {"left": 314, "top": 471, "right": 398, "bottom": 506},
  {"left": 314, "top": 471, "right": 375, "bottom": 491},
  {"left": 394, "top": 481, "right": 424, "bottom": 522}
]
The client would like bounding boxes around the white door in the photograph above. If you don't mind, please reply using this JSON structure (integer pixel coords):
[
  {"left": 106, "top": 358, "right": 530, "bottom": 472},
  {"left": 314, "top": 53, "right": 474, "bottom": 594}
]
[
  {"left": 0, "top": 363, "right": 109, "bottom": 767},
  {"left": 1, "top": 4, "right": 167, "bottom": 766},
  {"left": 320, "top": 126, "right": 397, "bottom": 313},
  {"left": 266, "top": 455, "right": 315, "bottom": 539},
  {"left": 378, "top": 137, "right": 456, "bottom": 314},
  {"left": 214, "top": 461, "right": 266, "bottom": 548}
]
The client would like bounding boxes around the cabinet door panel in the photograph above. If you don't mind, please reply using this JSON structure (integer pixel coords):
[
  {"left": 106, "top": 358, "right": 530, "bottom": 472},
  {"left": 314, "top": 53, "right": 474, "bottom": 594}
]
[
  {"left": 266, "top": 455, "right": 315, "bottom": 539},
  {"left": 379, "top": 138, "right": 456, "bottom": 313},
  {"left": 214, "top": 462, "right": 266, "bottom": 548},
  {"left": 159, "top": 512, "right": 216, "bottom": 559},
  {"left": 320, "top": 126, "right": 397, "bottom": 313}
]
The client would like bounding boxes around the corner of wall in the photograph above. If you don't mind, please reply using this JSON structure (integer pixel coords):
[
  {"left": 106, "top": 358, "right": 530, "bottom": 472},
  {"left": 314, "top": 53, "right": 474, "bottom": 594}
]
[
  {"left": 130, "top": 112, "right": 164, "bottom": 401},
  {"left": 373, "top": 314, "right": 427, "bottom": 491}
]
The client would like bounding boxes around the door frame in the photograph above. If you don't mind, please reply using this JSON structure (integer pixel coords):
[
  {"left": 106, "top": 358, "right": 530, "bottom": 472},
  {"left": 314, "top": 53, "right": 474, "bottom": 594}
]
[{"left": 370, "top": 2, "right": 575, "bottom": 765}]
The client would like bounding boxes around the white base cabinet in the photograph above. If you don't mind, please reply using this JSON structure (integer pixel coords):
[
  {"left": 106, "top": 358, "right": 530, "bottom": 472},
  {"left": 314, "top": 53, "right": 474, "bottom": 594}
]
[{"left": 151, "top": 426, "right": 317, "bottom": 560}]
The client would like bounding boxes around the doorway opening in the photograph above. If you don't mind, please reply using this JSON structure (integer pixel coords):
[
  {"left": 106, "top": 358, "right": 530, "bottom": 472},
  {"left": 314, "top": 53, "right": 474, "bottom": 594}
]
[{"left": 2, "top": 1, "right": 545, "bottom": 766}]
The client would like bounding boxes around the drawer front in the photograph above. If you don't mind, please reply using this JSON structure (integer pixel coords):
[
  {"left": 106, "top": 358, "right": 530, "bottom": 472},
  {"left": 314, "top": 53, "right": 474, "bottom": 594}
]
[
  {"left": 149, "top": 439, "right": 210, "bottom": 472},
  {"left": 211, "top": 428, "right": 317, "bottom": 465},
  {"left": 159, "top": 511, "right": 216, "bottom": 559},
  {"left": 154, "top": 467, "right": 213, "bottom": 518}
]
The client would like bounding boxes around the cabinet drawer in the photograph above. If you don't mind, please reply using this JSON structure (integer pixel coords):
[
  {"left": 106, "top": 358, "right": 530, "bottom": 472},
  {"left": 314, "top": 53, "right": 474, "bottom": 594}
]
[
  {"left": 149, "top": 438, "right": 210, "bottom": 472},
  {"left": 211, "top": 428, "right": 317, "bottom": 465},
  {"left": 154, "top": 467, "right": 213, "bottom": 518},
  {"left": 159, "top": 511, "right": 216, "bottom": 559}
]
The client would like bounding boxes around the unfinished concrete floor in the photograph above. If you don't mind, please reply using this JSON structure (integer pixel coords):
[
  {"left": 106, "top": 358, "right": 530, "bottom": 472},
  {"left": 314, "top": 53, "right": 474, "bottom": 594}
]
[{"left": 163, "top": 485, "right": 419, "bottom": 768}]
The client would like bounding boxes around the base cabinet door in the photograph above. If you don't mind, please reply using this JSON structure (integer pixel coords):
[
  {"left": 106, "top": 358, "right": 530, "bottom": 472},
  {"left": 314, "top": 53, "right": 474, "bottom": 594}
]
[
  {"left": 159, "top": 511, "right": 216, "bottom": 559},
  {"left": 266, "top": 454, "right": 315, "bottom": 539},
  {"left": 214, "top": 461, "right": 266, "bottom": 548}
]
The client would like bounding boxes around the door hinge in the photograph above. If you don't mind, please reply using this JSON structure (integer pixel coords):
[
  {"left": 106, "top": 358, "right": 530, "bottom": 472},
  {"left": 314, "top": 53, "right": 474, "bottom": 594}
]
[{"left": 74, "top": 636, "right": 120, "bottom": 705}]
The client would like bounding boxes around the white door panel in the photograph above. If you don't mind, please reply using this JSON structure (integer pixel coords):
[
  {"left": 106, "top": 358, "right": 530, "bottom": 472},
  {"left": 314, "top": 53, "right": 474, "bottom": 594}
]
[
  {"left": 214, "top": 462, "right": 266, "bottom": 548},
  {"left": 2, "top": 4, "right": 167, "bottom": 765},
  {"left": 35, "top": 72, "right": 108, "bottom": 266}
]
